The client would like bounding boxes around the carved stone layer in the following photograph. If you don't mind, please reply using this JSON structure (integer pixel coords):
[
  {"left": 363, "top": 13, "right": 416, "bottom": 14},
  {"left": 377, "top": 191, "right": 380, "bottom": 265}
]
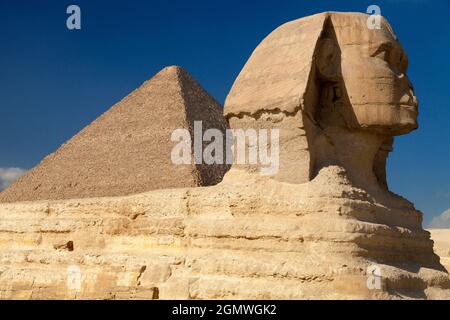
[{"left": 1, "top": 167, "right": 449, "bottom": 300}]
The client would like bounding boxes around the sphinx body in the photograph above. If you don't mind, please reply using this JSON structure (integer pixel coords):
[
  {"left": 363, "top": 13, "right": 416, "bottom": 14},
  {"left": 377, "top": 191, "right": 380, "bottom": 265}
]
[
  {"left": 0, "top": 164, "right": 448, "bottom": 299},
  {"left": 0, "top": 12, "right": 449, "bottom": 300}
]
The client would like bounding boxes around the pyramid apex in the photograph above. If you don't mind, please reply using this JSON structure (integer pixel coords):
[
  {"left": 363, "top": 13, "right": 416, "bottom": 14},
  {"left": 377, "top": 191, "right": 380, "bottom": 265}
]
[
  {"left": 149, "top": 66, "right": 192, "bottom": 84},
  {"left": 158, "top": 65, "right": 188, "bottom": 76}
]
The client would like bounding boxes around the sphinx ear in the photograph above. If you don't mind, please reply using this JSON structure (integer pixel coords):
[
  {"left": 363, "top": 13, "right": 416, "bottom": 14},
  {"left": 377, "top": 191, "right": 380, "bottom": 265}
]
[{"left": 315, "top": 37, "right": 340, "bottom": 80}]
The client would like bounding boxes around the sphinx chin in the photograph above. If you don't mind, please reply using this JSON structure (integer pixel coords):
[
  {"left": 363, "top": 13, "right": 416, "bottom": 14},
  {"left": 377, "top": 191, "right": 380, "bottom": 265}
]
[{"left": 351, "top": 103, "right": 418, "bottom": 136}]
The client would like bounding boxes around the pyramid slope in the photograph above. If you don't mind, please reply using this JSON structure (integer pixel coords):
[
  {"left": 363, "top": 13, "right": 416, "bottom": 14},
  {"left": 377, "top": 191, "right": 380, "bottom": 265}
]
[{"left": 0, "top": 66, "right": 229, "bottom": 203}]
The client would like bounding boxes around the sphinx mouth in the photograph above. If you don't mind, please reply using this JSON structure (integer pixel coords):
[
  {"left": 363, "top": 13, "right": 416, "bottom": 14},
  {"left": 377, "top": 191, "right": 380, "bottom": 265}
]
[{"left": 399, "top": 103, "right": 418, "bottom": 114}]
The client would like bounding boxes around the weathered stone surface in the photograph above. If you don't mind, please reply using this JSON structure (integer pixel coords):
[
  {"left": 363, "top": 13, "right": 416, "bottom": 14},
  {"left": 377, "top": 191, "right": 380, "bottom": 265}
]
[
  {"left": 0, "top": 167, "right": 449, "bottom": 299},
  {"left": 224, "top": 12, "right": 418, "bottom": 188},
  {"left": 0, "top": 66, "right": 230, "bottom": 203}
]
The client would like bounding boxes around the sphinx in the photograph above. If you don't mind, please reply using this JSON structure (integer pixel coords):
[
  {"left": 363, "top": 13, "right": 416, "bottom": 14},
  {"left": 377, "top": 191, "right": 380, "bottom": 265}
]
[
  {"left": 225, "top": 12, "right": 417, "bottom": 196},
  {"left": 0, "top": 12, "right": 449, "bottom": 300}
]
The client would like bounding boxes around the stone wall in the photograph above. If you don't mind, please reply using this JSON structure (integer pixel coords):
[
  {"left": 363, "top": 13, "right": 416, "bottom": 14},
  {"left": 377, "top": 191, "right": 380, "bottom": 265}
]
[{"left": 1, "top": 167, "right": 449, "bottom": 300}]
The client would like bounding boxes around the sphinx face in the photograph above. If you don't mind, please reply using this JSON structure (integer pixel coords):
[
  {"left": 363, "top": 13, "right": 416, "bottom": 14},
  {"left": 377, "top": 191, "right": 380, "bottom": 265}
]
[{"left": 334, "top": 15, "right": 418, "bottom": 135}]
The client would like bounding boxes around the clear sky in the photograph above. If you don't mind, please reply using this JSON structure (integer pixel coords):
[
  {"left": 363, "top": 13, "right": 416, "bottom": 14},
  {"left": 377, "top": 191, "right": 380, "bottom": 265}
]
[{"left": 0, "top": 0, "right": 449, "bottom": 226}]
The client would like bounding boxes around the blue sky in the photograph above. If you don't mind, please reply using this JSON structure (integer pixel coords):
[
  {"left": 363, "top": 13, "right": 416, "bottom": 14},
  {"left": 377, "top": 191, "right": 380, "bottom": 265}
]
[{"left": 0, "top": 0, "right": 449, "bottom": 226}]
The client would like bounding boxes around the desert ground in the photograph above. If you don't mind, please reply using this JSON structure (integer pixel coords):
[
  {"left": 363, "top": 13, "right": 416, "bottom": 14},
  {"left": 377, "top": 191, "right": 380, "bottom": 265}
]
[{"left": 429, "top": 229, "right": 450, "bottom": 272}]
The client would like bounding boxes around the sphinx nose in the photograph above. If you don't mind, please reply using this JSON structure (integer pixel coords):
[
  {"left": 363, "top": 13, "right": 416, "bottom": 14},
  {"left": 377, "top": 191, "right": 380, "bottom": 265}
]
[
  {"left": 399, "top": 76, "right": 417, "bottom": 107},
  {"left": 407, "top": 78, "right": 415, "bottom": 94},
  {"left": 411, "top": 95, "right": 418, "bottom": 108},
  {"left": 400, "top": 94, "right": 414, "bottom": 105},
  {"left": 399, "top": 74, "right": 414, "bottom": 91},
  {"left": 407, "top": 80, "right": 418, "bottom": 108},
  {"left": 400, "top": 90, "right": 418, "bottom": 107}
]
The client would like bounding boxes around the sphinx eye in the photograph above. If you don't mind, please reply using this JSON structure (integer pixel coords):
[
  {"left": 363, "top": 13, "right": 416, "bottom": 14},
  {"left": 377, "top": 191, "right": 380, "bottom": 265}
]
[
  {"left": 371, "top": 42, "right": 393, "bottom": 61},
  {"left": 385, "top": 46, "right": 409, "bottom": 75}
]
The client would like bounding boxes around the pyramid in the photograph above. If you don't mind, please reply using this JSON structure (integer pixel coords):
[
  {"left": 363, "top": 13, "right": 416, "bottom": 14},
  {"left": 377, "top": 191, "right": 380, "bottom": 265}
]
[{"left": 0, "top": 66, "right": 230, "bottom": 202}]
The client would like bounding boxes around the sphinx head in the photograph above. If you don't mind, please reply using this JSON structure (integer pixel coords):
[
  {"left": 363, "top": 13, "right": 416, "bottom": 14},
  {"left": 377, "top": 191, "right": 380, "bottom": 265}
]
[
  {"left": 317, "top": 13, "right": 418, "bottom": 135},
  {"left": 224, "top": 12, "right": 418, "bottom": 191}
]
